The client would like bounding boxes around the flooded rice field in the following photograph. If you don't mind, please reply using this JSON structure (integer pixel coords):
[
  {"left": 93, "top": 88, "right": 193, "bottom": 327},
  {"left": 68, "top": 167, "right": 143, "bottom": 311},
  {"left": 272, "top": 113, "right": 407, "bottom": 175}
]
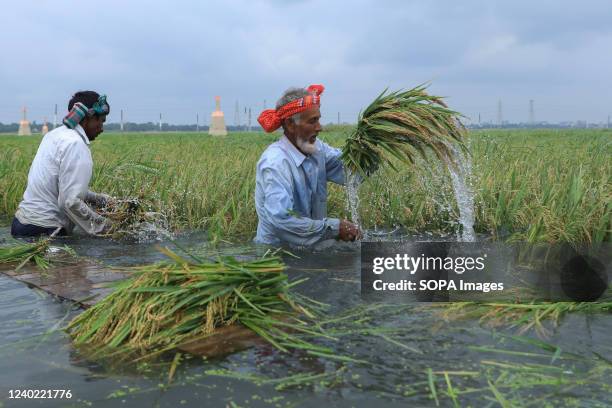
[{"left": 1, "top": 228, "right": 610, "bottom": 407}]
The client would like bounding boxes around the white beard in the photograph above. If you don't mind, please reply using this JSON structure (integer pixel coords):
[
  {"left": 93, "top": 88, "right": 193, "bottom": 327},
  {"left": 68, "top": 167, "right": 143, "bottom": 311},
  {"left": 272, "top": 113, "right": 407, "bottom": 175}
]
[{"left": 296, "top": 136, "right": 317, "bottom": 155}]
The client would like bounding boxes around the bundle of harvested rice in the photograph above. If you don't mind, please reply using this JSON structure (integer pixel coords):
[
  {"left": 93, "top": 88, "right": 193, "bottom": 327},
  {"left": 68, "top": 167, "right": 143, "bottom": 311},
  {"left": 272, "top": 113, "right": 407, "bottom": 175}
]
[
  {"left": 98, "top": 198, "right": 171, "bottom": 240},
  {"left": 341, "top": 83, "right": 466, "bottom": 177},
  {"left": 66, "top": 248, "right": 334, "bottom": 361},
  {"left": 0, "top": 239, "right": 51, "bottom": 270},
  {"left": 98, "top": 198, "right": 141, "bottom": 225}
]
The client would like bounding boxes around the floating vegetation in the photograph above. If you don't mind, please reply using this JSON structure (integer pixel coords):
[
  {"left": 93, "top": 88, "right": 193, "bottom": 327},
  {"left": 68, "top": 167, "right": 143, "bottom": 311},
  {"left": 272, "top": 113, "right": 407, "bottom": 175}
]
[
  {"left": 66, "top": 247, "right": 336, "bottom": 363},
  {"left": 0, "top": 239, "right": 52, "bottom": 270},
  {"left": 341, "top": 83, "right": 466, "bottom": 177},
  {"left": 205, "top": 366, "right": 347, "bottom": 391},
  {"left": 426, "top": 333, "right": 612, "bottom": 407},
  {"left": 435, "top": 298, "right": 612, "bottom": 337},
  {"left": 198, "top": 324, "right": 611, "bottom": 406}
]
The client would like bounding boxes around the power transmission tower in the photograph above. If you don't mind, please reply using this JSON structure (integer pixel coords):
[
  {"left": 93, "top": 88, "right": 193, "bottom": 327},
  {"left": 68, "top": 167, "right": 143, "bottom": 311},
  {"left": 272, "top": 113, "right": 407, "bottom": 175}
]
[
  {"left": 196, "top": 113, "right": 199, "bottom": 132},
  {"left": 248, "top": 108, "right": 252, "bottom": 132},
  {"left": 159, "top": 113, "right": 162, "bottom": 131},
  {"left": 120, "top": 109, "right": 124, "bottom": 132},
  {"left": 497, "top": 100, "right": 503, "bottom": 127},
  {"left": 529, "top": 99, "right": 535, "bottom": 126},
  {"left": 53, "top": 104, "right": 58, "bottom": 128}
]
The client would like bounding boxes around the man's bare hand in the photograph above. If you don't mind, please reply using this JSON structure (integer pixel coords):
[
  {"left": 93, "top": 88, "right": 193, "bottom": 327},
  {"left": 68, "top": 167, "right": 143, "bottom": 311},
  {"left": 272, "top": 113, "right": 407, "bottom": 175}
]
[{"left": 338, "top": 219, "right": 361, "bottom": 242}]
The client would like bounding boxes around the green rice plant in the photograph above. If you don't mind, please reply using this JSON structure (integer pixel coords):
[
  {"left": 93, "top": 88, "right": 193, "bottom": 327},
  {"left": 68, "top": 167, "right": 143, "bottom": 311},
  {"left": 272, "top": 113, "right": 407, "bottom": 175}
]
[
  {"left": 0, "top": 239, "right": 51, "bottom": 270},
  {"left": 472, "top": 130, "right": 611, "bottom": 243},
  {"left": 341, "top": 84, "right": 466, "bottom": 177},
  {"left": 66, "top": 247, "right": 336, "bottom": 362},
  {"left": 98, "top": 198, "right": 141, "bottom": 231},
  {"left": 1, "top": 130, "right": 610, "bottom": 243}
]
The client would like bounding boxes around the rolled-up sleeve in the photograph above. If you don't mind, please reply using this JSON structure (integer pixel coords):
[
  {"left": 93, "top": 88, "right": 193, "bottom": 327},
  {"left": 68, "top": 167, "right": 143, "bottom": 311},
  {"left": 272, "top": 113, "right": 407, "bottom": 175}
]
[{"left": 260, "top": 162, "right": 339, "bottom": 246}]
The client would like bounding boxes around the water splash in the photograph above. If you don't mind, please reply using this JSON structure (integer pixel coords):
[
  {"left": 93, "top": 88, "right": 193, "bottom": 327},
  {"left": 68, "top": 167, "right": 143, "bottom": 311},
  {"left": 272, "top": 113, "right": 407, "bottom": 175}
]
[
  {"left": 445, "top": 145, "right": 476, "bottom": 242},
  {"left": 344, "top": 145, "right": 477, "bottom": 242},
  {"left": 118, "top": 212, "right": 174, "bottom": 243},
  {"left": 345, "top": 171, "right": 363, "bottom": 237},
  {"left": 418, "top": 160, "right": 455, "bottom": 226}
]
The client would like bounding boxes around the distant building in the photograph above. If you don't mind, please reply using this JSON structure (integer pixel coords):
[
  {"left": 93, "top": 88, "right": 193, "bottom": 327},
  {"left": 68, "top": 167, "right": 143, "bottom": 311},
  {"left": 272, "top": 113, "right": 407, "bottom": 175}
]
[
  {"left": 41, "top": 117, "right": 49, "bottom": 135},
  {"left": 18, "top": 107, "right": 32, "bottom": 136},
  {"left": 209, "top": 96, "right": 228, "bottom": 136}
]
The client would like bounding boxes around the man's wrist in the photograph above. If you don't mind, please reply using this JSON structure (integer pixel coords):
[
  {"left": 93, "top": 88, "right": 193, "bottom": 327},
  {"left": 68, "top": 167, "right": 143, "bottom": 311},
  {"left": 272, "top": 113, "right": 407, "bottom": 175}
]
[{"left": 323, "top": 218, "right": 340, "bottom": 240}]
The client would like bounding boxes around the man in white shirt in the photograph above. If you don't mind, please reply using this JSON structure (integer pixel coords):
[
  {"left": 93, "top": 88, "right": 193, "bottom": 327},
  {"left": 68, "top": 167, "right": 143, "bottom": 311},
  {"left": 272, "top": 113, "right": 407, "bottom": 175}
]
[{"left": 11, "top": 91, "right": 115, "bottom": 237}]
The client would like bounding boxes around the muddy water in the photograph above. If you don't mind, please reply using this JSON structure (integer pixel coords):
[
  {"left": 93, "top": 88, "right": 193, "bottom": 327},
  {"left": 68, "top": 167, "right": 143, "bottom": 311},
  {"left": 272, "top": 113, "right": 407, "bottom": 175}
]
[{"left": 0, "top": 228, "right": 610, "bottom": 407}]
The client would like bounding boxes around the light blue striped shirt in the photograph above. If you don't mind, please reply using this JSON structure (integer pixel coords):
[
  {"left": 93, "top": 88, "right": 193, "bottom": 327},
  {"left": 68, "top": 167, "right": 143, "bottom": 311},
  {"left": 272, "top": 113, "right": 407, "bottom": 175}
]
[{"left": 254, "top": 135, "right": 346, "bottom": 246}]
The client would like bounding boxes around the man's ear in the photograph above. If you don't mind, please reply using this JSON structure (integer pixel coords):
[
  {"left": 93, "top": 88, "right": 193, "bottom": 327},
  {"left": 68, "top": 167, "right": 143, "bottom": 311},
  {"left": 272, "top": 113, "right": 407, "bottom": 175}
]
[{"left": 284, "top": 118, "right": 295, "bottom": 133}]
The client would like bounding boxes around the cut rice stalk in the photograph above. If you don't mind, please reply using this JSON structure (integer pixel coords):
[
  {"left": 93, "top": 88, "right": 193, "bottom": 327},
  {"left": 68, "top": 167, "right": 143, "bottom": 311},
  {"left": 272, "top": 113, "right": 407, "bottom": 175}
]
[
  {"left": 341, "top": 83, "right": 467, "bottom": 177},
  {"left": 66, "top": 247, "right": 335, "bottom": 362},
  {"left": 0, "top": 239, "right": 51, "bottom": 271}
]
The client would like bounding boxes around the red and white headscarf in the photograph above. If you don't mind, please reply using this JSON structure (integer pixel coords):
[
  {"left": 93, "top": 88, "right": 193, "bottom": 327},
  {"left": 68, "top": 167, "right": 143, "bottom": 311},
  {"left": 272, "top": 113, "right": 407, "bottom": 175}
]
[{"left": 258, "top": 84, "right": 324, "bottom": 133}]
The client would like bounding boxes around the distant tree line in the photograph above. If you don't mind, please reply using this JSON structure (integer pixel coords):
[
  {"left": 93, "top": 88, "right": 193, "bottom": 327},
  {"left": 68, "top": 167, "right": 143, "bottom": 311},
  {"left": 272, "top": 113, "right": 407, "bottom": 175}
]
[
  {"left": 102, "top": 123, "right": 266, "bottom": 132},
  {"left": 0, "top": 122, "right": 265, "bottom": 133},
  {"left": 467, "top": 122, "right": 610, "bottom": 130},
  {"left": 2, "top": 121, "right": 606, "bottom": 134}
]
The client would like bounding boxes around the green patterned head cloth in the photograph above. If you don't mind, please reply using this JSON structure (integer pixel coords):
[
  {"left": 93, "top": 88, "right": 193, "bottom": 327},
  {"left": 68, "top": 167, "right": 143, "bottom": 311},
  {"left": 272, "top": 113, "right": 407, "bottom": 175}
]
[
  {"left": 63, "top": 95, "right": 109, "bottom": 129},
  {"left": 91, "top": 95, "right": 109, "bottom": 116}
]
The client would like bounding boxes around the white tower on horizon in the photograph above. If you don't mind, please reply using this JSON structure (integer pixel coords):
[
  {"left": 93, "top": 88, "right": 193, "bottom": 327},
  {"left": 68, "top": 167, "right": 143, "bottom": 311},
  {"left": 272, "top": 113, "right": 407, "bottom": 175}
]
[
  {"left": 41, "top": 117, "right": 49, "bottom": 135},
  {"left": 18, "top": 107, "right": 32, "bottom": 136},
  {"left": 209, "top": 96, "right": 228, "bottom": 136}
]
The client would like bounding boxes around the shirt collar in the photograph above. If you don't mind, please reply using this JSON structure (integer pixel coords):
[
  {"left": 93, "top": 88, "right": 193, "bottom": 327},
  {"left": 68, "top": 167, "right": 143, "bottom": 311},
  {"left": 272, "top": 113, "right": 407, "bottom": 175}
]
[
  {"left": 73, "top": 124, "right": 90, "bottom": 145},
  {"left": 280, "top": 134, "right": 306, "bottom": 167}
]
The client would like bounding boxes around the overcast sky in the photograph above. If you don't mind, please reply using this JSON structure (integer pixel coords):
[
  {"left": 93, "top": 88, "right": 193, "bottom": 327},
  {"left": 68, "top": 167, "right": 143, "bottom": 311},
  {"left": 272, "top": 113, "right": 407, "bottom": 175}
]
[{"left": 2, "top": 0, "right": 611, "bottom": 125}]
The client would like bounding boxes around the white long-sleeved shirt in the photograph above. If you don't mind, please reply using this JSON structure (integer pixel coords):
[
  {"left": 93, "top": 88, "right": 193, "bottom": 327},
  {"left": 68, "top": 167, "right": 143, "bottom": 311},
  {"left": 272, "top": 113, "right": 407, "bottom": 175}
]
[
  {"left": 15, "top": 124, "right": 107, "bottom": 235},
  {"left": 254, "top": 135, "right": 346, "bottom": 246}
]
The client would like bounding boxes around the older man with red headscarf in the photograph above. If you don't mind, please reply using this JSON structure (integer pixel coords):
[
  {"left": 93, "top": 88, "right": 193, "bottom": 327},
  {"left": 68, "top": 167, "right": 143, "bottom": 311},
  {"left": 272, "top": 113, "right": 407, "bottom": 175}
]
[{"left": 254, "top": 84, "right": 360, "bottom": 246}]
